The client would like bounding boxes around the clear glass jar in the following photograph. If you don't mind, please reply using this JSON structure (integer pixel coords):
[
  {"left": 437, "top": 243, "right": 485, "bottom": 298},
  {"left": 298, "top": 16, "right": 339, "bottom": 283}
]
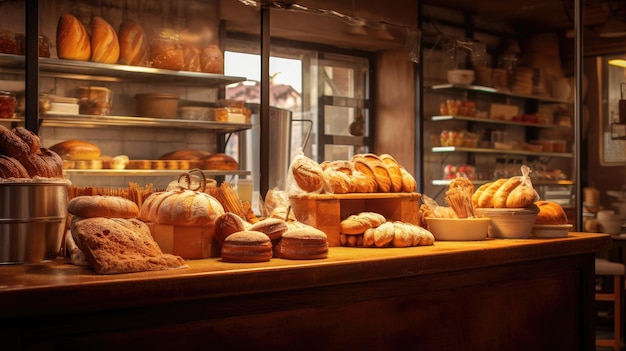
[{"left": 0, "top": 91, "right": 16, "bottom": 118}]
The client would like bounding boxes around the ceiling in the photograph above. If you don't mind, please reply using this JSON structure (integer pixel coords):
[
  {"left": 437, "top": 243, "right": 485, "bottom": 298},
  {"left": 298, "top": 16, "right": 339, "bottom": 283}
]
[{"left": 420, "top": 0, "right": 626, "bottom": 33}]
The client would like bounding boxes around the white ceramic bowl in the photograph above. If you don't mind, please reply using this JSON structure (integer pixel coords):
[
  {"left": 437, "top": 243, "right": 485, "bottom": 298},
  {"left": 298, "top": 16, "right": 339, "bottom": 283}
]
[
  {"left": 532, "top": 224, "right": 573, "bottom": 238},
  {"left": 447, "top": 69, "right": 475, "bottom": 85},
  {"left": 425, "top": 217, "right": 490, "bottom": 241},
  {"left": 477, "top": 207, "right": 539, "bottom": 239}
]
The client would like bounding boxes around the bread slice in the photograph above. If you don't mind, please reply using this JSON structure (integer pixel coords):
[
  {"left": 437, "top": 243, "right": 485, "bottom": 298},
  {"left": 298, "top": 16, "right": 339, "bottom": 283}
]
[{"left": 72, "top": 217, "right": 186, "bottom": 274}]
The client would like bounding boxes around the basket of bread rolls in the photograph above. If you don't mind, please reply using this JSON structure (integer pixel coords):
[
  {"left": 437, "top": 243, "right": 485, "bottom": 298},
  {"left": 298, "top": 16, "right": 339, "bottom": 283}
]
[
  {"left": 421, "top": 177, "right": 490, "bottom": 241},
  {"left": 472, "top": 165, "right": 540, "bottom": 239}
]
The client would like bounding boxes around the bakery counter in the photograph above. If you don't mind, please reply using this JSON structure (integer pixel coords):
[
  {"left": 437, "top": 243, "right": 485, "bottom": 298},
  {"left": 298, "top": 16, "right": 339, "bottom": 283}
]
[{"left": 0, "top": 233, "right": 610, "bottom": 351}]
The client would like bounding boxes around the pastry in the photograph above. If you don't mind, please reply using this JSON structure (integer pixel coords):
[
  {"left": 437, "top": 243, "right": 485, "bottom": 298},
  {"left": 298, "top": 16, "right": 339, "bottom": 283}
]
[
  {"left": 214, "top": 212, "right": 248, "bottom": 246},
  {"left": 249, "top": 217, "right": 288, "bottom": 241},
  {"left": 56, "top": 13, "right": 91, "bottom": 61},
  {"left": 221, "top": 230, "right": 273, "bottom": 263},
  {"left": 277, "top": 227, "right": 328, "bottom": 260}
]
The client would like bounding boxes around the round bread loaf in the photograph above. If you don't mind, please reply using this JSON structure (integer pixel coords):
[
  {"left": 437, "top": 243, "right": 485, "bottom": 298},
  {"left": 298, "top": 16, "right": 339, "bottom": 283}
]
[
  {"left": 277, "top": 227, "right": 328, "bottom": 260},
  {"left": 68, "top": 195, "right": 139, "bottom": 219},
  {"left": 200, "top": 45, "right": 224, "bottom": 74},
  {"left": 0, "top": 155, "right": 29, "bottom": 178},
  {"left": 90, "top": 16, "right": 119, "bottom": 64},
  {"left": 214, "top": 212, "right": 247, "bottom": 246},
  {"left": 221, "top": 230, "right": 273, "bottom": 263},
  {"left": 56, "top": 13, "right": 91, "bottom": 61},
  {"left": 535, "top": 200, "right": 568, "bottom": 225},
  {"left": 290, "top": 156, "right": 325, "bottom": 193},
  {"left": 38, "top": 148, "right": 64, "bottom": 178},
  {"left": 150, "top": 36, "right": 185, "bottom": 71},
  {"left": 139, "top": 189, "right": 225, "bottom": 226}
]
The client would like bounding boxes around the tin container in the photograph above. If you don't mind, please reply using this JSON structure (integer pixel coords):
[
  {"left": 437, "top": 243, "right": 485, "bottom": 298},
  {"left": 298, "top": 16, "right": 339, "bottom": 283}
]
[{"left": 0, "top": 179, "right": 71, "bottom": 264}]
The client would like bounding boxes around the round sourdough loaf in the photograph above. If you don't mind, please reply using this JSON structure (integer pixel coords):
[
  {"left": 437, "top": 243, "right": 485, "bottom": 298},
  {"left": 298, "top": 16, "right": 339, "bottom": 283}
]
[
  {"left": 139, "top": 189, "right": 225, "bottom": 226},
  {"left": 68, "top": 195, "right": 139, "bottom": 219},
  {"left": 534, "top": 200, "right": 568, "bottom": 225}
]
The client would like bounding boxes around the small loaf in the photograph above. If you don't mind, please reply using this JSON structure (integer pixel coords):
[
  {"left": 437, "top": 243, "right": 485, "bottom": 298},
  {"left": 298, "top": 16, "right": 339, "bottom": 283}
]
[
  {"left": 277, "top": 227, "right": 328, "bottom": 260},
  {"left": 473, "top": 177, "right": 538, "bottom": 208},
  {"left": 90, "top": 16, "right": 119, "bottom": 64},
  {"left": 199, "top": 45, "right": 224, "bottom": 74},
  {"left": 0, "top": 155, "right": 29, "bottom": 178},
  {"left": 68, "top": 195, "right": 139, "bottom": 219},
  {"left": 214, "top": 212, "right": 248, "bottom": 246},
  {"left": 56, "top": 13, "right": 91, "bottom": 61},
  {"left": 221, "top": 230, "right": 273, "bottom": 263},
  {"left": 204, "top": 153, "right": 238, "bottom": 171},
  {"left": 535, "top": 200, "right": 568, "bottom": 225},
  {"left": 49, "top": 140, "right": 101, "bottom": 160},
  {"left": 118, "top": 19, "right": 150, "bottom": 66},
  {"left": 150, "top": 36, "right": 185, "bottom": 71},
  {"left": 291, "top": 155, "right": 325, "bottom": 193}
]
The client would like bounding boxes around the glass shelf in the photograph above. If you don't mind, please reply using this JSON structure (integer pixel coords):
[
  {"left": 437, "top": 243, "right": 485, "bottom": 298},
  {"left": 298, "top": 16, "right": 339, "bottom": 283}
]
[
  {"left": 431, "top": 115, "right": 571, "bottom": 130},
  {"left": 64, "top": 169, "right": 251, "bottom": 177},
  {"left": 428, "top": 83, "right": 572, "bottom": 104}
]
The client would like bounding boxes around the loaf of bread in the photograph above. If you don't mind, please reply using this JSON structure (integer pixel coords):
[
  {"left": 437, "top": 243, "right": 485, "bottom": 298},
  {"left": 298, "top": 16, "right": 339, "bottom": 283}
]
[
  {"left": 182, "top": 43, "right": 201, "bottom": 72},
  {"left": 534, "top": 200, "right": 568, "bottom": 225},
  {"left": 380, "top": 154, "right": 404, "bottom": 192},
  {"left": 0, "top": 155, "right": 29, "bottom": 178},
  {"left": 0, "top": 125, "right": 64, "bottom": 178},
  {"left": 214, "top": 212, "right": 248, "bottom": 246},
  {"left": 49, "top": 140, "right": 101, "bottom": 160},
  {"left": 204, "top": 153, "right": 238, "bottom": 170},
  {"left": 90, "top": 16, "right": 119, "bottom": 64},
  {"left": 199, "top": 45, "right": 224, "bottom": 74},
  {"left": 56, "top": 13, "right": 91, "bottom": 61},
  {"left": 150, "top": 35, "right": 185, "bottom": 71},
  {"left": 118, "top": 19, "right": 150, "bottom": 66},
  {"left": 71, "top": 216, "right": 186, "bottom": 274},
  {"left": 290, "top": 155, "right": 325, "bottom": 193},
  {"left": 68, "top": 195, "right": 139, "bottom": 219},
  {"left": 159, "top": 149, "right": 212, "bottom": 160},
  {"left": 139, "top": 189, "right": 225, "bottom": 226},
  {"left": 472, "top": 176, "right": 538, "bottom": 208}
]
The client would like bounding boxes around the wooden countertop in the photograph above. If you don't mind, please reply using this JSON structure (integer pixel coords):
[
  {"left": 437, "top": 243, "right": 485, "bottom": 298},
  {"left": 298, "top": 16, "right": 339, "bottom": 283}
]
[{"left": 0, "top": 233, "right": 610, "bottom": 320}]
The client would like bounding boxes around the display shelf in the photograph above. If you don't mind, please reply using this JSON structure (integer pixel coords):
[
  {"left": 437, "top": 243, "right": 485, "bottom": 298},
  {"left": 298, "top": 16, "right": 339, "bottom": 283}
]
[
  {"left": 64, "top": 169, "right": 251, "bottom": 177},
  {"left": 431, "top": 179, "right": 574, "bottom": 187},
  {"left": 428, "top": 83, "right": 572, "bottom": 104},
  {"left": 39, "top": 114, "right": 251, "bottom": 132},
  {"left": 0, "top": 54, "right": 246, "bottom": 87},
  {"left": 431, "top": 115, "right": 571, "bottom": 130},
  {"left": 432, "top": 146, "right": 573, "bottom": 158}
]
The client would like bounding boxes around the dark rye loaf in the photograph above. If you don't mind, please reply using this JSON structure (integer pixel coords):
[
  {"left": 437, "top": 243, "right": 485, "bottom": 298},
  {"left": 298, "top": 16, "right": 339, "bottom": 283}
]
[{"left": 71, "top": 217, "right": 186, "bottom": 274}]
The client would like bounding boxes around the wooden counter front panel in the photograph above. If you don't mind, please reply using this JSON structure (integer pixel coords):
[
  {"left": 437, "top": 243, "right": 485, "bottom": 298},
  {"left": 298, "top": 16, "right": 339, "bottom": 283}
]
[{"left": 17, "top": 254, "right": 591, "bottom": 351}]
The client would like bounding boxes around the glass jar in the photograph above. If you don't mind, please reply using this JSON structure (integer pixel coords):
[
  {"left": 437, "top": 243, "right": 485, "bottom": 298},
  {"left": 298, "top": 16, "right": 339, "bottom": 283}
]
[
  {"left": 76, "top": 86, "right": 112, "bottom": 116},
  {"left": 0, "top": 91, "right": 16, "bottom": 118}
]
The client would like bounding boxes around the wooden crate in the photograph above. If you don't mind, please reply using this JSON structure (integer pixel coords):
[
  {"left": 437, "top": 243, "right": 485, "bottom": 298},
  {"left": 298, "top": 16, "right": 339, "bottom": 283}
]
[
  {"left": 289, "top": 193, "right": 421, "bottom": 247},
  {"left": 147, "top": 223, "right": 220, "bottom": 259}
]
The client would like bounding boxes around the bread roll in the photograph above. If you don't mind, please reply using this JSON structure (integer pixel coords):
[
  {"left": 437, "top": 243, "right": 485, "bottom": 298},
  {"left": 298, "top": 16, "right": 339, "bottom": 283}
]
[
  {"left": 291, "top": 156, "right": 325, "bottom": 193},
  {"left": 249, "top": 217, "right": 288, "bottom": 241},
  {"left": 276, "top": 227, "right": 328, "bottom": 260},
  {"left": 471, "top": 182, "right": 492, "bottom": 207},
  {"left": 56, "top": 13, "right": 91, "bottom": 61},
  {"left": 90, "top": 16, "right": 119, "bottom": 64},
  {"left": 12, "top": 127, "right": 40, "bottom": 154},
  {"left": 214, "top": 212, "right": 248, "bottom": 246},
  {"left": 49, "top": 140, "right": 101, "bottom": 160},
  {"left": 340, "top": 215, "right": 373, "bottom": 234},
  {"left": 535, "top": 200, "right": 568, "bottom": 225},
  {"left": 118, "top": 19, "right": 150, "bottom": 66},
  {"left": 221, "top": 230, "right": 273, "bottom": 263},
  {"left": 68, "top": 195, "right": 139, "bottom": 219}
]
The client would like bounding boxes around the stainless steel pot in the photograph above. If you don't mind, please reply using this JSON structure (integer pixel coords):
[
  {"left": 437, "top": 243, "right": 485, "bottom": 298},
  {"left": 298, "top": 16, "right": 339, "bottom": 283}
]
[{"left": 0, "top": 179, "right": 70, "bottom": 264}]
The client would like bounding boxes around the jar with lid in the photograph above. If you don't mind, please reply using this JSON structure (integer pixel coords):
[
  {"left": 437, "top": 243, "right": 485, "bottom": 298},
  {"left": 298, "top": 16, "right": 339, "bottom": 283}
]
[
  {"left": 76, "top": 86, "right": 112, "bottom": 116},
  {"left": 0, "top": 91, "right": 16, "bottom": 118}
]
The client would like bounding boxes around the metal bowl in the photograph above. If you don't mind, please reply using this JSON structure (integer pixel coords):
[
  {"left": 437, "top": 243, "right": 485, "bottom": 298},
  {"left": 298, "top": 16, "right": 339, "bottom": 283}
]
[{"left": 0, "top": 178, "right": 71, "bottom": 264}]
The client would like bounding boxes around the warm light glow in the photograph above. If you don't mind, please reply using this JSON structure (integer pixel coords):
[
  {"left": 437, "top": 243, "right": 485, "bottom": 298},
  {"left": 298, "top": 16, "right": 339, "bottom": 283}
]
[
  {"left": 608, "top": 58, "right": 626, "bottom": 68},
  {"left": 599, "top": 19, "right": 626, "bottom": 38}
]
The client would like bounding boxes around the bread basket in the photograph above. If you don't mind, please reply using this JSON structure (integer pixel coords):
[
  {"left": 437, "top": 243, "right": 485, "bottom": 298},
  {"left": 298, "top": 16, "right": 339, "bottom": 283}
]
[{"left": 476, "top": 207, "right": 539, "bottom": 239}]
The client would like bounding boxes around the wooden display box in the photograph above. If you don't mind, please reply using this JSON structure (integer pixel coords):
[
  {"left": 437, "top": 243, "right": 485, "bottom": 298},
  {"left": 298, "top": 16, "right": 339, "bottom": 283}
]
[
  {"left": 147, "top": 223, "right": 219, "bottom": 259},
  {"left": 289, "top": 193, "right": 421, "bottom": 247}
]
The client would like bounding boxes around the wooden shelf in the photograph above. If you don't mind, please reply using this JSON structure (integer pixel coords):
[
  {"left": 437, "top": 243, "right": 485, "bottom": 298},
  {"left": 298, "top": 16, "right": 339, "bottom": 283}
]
[
  {"left": 432, "top": 146, "right": 573, "bottom": 158},
  {"left": 431, "top": 115, "right": 571, "bottom": 130}
]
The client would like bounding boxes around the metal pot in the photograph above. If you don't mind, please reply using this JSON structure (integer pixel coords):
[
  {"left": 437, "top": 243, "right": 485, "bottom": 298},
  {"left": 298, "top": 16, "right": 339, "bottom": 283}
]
[{"left": 0, "top": 179, "right": 71, "bottom": 264}]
